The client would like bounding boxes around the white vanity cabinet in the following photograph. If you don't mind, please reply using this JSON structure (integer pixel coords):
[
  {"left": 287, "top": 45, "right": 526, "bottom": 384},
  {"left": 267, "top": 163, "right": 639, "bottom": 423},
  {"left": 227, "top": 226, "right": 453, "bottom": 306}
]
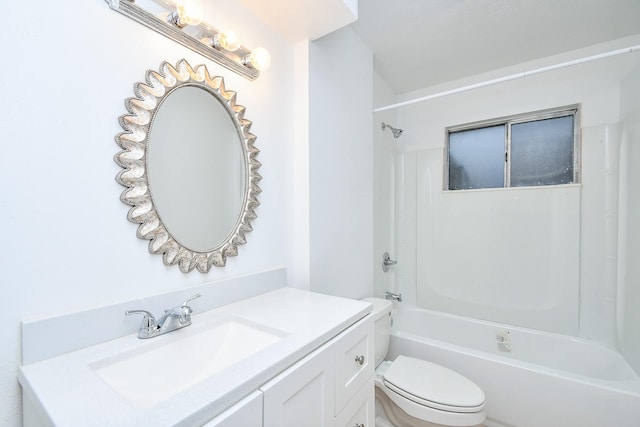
[
  {"left": 261, "top": 316, "right": 374, "bottom": 427},
  {"left": 19, "top": 285, "right": 374, "bottom": 427}
]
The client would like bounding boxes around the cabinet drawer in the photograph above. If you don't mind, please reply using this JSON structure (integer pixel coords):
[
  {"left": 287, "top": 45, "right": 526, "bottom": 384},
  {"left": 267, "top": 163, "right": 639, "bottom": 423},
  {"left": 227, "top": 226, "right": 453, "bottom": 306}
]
[
  {"left": 335, "top": 377, "right": 375, "bottom": 427},
  {"left": 334, "top": 315, "right": 374, "bottom": 412},
  {"left": 203, "top": 391, "right": 262, "bottom": 427}
]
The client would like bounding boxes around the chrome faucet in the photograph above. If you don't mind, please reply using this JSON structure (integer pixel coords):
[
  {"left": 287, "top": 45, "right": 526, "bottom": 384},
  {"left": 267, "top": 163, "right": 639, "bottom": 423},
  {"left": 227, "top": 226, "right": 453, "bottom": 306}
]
[
  {"left": 126, "top": 294, "right": 201, "bottom": 339},
  {"left": 385, "top": 291, "right": 402, "bottom": 302}
]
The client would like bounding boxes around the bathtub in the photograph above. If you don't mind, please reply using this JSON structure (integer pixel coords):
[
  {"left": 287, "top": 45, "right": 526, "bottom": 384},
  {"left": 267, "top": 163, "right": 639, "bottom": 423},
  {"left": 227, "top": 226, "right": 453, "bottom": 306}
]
[{"left": 387, "top": 306, "right": 640, "bottom": 427}]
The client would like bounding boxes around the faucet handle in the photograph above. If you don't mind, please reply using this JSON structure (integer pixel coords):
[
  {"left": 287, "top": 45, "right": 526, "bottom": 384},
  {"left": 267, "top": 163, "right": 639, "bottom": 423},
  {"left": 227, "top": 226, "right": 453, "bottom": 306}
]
[
  {"left": 125, "top": 310, "right": 158, "bottom": 337},
  {"left": 181, "top": 293, "right": 201, "bottom": 311}
]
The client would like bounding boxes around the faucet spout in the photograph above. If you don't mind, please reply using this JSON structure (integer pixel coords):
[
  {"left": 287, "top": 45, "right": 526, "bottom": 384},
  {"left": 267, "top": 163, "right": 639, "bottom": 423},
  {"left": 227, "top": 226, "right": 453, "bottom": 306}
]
[
  {"left": 156, "top": 308, "right": 191, "bottom": 333},
  {"left": 385, "top": 291, "right": 403, "bottom": 302}
]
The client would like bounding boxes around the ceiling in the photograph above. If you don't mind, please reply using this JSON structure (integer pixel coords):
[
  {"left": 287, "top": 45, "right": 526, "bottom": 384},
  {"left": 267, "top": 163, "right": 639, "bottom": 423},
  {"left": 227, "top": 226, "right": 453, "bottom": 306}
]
[
  {"left": 238, "top": 0, "right": 357, "bottom": 41},
  {"left": 350, "top": 0, "right": 640, "bottom": 94}
]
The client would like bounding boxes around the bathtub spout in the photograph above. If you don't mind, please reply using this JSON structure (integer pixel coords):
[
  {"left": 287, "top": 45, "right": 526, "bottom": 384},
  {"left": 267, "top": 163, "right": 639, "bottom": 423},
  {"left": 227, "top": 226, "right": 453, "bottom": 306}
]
[{"left": 385, "top": 291, "right": 403, "bottom": 302}]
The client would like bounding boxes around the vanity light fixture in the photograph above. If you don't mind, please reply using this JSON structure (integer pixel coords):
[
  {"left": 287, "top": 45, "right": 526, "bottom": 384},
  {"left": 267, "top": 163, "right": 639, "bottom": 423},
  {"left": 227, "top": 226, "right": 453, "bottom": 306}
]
[{"left": 105, "top": 0, "right": 270, "bottom": 80}]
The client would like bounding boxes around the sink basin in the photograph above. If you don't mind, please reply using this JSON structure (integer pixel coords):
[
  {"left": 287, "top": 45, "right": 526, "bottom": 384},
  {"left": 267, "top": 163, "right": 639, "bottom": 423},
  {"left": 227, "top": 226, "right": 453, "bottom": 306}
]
[{"left": 93, "top": 317, "right": 288, "bottom": 409}]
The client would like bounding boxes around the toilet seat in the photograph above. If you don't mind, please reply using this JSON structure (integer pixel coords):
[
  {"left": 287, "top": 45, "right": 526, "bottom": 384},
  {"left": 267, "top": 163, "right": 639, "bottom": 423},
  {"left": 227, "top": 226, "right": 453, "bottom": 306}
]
[{"left": 383, "top": 355, "right": 485, "bottom": 415}]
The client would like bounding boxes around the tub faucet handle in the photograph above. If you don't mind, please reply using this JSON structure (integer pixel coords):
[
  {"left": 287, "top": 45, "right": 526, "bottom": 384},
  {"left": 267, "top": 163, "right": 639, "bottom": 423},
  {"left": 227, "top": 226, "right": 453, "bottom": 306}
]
[{"left": 382, "top": 252, "right": 397, "bottom": 272}]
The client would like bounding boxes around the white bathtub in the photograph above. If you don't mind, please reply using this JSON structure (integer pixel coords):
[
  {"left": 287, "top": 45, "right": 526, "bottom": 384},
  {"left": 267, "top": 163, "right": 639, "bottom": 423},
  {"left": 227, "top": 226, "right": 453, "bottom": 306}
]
[{"left": 387, "top": 306, "right": 640, "bottom": 427}]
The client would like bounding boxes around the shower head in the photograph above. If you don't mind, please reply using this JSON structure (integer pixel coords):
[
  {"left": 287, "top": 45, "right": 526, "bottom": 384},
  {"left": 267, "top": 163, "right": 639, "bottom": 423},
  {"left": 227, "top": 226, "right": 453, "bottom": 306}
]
[{"left": 381, "top": 122, "right": 403, "bottom": 138}]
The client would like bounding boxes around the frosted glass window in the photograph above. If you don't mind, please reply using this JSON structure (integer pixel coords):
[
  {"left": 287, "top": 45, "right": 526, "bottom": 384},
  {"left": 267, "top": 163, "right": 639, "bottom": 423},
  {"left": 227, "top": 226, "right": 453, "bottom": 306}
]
[
  {"left": 510, "top": 116, "right": 574, "bottom": 187},
  {"left": 449, "top": 125, "right": 505, "bottom": 190},
  {"left": 446, "top": 107, "right": 578, "bottom": 190}
]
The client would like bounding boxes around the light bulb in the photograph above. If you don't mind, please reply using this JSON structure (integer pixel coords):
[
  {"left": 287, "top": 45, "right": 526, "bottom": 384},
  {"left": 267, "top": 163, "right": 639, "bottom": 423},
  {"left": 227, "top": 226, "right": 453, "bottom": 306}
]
[
  {"left": 214, "top": 30, "right": 241, "bottom": 52},
  {"left": 176, "top": 0, "right": 204, "bottom": 26},
  {"left": 247, "top": 47, "right": 271, "bottom": 71}
]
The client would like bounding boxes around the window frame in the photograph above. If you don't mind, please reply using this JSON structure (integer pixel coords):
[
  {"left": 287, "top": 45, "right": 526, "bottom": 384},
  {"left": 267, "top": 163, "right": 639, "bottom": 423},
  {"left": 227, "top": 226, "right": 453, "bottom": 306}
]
[{"left": 444, "top": 105, "right": 581, "bottom": 191}]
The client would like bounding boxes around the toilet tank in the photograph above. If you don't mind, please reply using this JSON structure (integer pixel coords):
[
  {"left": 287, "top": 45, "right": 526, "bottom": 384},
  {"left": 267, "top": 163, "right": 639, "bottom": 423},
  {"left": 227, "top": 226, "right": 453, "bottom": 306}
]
[{"left": 362, "top": 298, "right": 393, "bottom": 367}]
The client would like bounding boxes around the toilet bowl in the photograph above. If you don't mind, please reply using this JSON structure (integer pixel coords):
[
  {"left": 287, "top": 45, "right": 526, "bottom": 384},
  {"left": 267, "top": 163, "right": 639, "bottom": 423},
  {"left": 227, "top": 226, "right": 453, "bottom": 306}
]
[{"left": 363, "top": 298, "right": 486, "bottom": 427}]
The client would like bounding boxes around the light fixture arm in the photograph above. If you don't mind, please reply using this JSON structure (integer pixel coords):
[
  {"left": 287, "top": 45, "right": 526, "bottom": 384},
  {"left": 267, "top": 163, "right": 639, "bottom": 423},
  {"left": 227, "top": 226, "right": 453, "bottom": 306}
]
[{"left": 106, "top": 0, "right": 259, "bottom": 80}]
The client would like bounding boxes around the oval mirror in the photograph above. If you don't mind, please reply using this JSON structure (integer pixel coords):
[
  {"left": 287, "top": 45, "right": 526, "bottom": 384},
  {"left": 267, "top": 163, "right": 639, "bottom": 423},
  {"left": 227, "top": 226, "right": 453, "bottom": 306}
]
[{"left": 114, "top": 59, "right": 261, "bottom": 273}]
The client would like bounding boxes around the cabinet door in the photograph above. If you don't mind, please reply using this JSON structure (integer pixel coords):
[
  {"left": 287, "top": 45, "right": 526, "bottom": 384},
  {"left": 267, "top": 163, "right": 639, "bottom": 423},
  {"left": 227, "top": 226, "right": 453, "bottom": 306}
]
[
  {"left": 335, "top": 377, "right": 375, "bottom": 427},
  {"left": 334, "top": 317, "right": 374, "bottom": 412},
  {"left": 262, "top": 343, "right": 335, "bottom": 427},
  {"left": 203, "top": 391, "right": 262, "bottom": 427}
]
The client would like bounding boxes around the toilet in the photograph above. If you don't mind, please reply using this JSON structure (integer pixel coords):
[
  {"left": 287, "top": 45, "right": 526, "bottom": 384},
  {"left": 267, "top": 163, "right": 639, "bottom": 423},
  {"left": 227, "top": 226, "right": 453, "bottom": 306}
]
[{"left": 364, "top": 298, "right": 486, "bottom": 427}]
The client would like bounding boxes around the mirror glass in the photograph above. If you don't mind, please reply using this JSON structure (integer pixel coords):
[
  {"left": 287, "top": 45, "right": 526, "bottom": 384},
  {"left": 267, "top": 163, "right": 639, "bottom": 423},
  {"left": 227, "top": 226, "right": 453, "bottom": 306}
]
[
  {"left": 148, "top": 86, "right": 245, "bottom": 252},
  {"left": 115, "top": 60, "right": 261, "bottom": 273}
]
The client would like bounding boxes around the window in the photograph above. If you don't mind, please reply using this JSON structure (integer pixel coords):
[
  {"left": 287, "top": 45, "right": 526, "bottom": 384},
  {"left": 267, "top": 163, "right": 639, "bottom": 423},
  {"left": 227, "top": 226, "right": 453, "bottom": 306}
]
[{"left": 446, "top": 106, "right": 579, "bottom": 190}]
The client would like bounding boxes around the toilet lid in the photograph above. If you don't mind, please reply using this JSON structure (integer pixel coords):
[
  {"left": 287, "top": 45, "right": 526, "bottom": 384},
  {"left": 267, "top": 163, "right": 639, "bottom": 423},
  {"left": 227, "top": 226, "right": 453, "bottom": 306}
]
[{"left": 383, "top": 355, "right": 485, "bottom": 412}]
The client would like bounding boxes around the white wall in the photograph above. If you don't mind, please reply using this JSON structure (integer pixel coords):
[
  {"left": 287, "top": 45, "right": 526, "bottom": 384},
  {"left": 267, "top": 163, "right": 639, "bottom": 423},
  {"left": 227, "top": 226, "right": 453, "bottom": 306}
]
[
  {"left": 618, "top": 59, "right": 640, "bottom": 373},
  {"left": 308, "top": 27, "right": 374, "bottom": 299},
  {"left": 416, "top": 175, "right": 581, "bottom": 334},
  {"left": 289, "top": 41, "right": 312, "bottom": 288},
  {"left": 373, "top": 72, "right": 397, "bottom": 298},
  {"left": 381, "top": 36, "right": 640, "bottom": 340},
  {"left": 0, "top": 1, "right": 301, "bottom": 425}
]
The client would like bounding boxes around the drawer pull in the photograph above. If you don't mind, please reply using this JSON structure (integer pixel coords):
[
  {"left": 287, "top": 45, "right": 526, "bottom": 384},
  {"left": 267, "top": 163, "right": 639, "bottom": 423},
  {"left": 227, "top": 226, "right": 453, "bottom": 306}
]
[
  {"left": 354, "top": 355, "right": 365, "bottom": 365},
  {"left": 355, "top": 424, "right": 365, "bottom": 427}
]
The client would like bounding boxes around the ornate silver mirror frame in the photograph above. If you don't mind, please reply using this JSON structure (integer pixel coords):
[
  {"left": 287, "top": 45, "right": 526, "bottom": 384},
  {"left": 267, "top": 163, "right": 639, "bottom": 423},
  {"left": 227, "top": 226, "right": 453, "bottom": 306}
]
[{"left": 114, "top": 59, "right": 261, "bottom": 273}]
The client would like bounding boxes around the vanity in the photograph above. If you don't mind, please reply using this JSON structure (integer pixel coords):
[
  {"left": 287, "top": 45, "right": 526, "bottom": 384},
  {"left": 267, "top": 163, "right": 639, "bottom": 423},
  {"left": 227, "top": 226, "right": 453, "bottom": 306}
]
[
  {"left": 18, "top": 59, "right": 376, "bottom": 426},
  {"left": 19, "top": 271, "right": 374, "bottom": 426}
]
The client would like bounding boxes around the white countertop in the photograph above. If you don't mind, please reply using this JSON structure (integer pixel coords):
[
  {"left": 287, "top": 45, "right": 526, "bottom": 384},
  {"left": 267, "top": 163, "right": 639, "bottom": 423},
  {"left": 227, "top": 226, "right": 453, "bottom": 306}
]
[{"left": 19, "top": 287, "right": 372, "bottom": 426}]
